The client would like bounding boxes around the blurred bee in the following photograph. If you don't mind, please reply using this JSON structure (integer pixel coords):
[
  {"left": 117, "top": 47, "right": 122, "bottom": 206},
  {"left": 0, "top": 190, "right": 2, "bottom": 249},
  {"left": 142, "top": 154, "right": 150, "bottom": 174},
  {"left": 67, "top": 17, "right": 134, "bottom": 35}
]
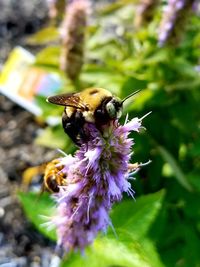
[
  {"left": 47, "top": 87, "right": 139, "bottom": 146},
  {"left": 22, "top": 159, "right": 66, "bottom": 193},
  {"left": 43, "top": 159, "right": 66, "bottom": 193}
]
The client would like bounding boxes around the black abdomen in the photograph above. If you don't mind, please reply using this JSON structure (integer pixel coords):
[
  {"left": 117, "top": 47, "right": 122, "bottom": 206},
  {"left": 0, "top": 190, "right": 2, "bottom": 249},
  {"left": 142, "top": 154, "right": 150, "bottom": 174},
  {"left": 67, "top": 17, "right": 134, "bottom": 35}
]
[{"left": 62, "top": 110, "right": 87, "bottom": 146}]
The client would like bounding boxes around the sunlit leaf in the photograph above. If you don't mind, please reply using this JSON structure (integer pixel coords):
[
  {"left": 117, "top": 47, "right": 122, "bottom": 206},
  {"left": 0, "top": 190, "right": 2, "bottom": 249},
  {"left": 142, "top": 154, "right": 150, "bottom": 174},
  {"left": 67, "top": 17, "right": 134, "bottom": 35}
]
[
  {"left": 62, "top": 234, "right": 164, "bottom": 267},
  {"left": 110, "top": 190, "right": 165, "bottom": 239},
  {"left": 61, "top": 191, "right": 165, "bottom": 266},
  {"left": 26, "top": 27, "right": 59, "bottom": 45},
  {"left": 35, "top": 46, "right": 60, "bottom": 67}
]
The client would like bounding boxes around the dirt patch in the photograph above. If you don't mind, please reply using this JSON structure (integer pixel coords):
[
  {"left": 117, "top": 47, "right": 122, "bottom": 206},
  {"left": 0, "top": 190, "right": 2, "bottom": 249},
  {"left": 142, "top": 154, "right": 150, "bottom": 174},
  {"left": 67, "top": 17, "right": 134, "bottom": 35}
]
[{"left": 0, "top": 1, "right": 61, "bottom": 266}]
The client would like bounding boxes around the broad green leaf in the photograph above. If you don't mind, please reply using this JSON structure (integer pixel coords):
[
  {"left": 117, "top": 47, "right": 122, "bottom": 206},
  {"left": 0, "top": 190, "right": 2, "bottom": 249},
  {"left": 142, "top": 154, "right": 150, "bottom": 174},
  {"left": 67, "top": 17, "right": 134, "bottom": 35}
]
[
  {"left": 158, "top": 146, "right": 193, "bottom": 192},
  {"left": 62, "top": 234, "right": 164, "bottom": 267},
  {"left": 35, "top": 46, "right": 60, "bottom": 67},
  {"left": 110, "top": 190, "right": 165, "bottom": 239},
  {"left": 18, "top": 192, "right": 56, "bottom": 241},
  {"left": 26, "top": 27, "right": 59, "bottom": 45}
]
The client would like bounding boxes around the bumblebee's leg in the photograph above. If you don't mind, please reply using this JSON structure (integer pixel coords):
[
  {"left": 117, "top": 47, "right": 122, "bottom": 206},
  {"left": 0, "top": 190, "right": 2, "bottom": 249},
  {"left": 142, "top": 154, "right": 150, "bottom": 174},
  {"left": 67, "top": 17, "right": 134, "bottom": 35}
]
[{"left": 62, "top": 110, "right": 86, "bottom": 146}]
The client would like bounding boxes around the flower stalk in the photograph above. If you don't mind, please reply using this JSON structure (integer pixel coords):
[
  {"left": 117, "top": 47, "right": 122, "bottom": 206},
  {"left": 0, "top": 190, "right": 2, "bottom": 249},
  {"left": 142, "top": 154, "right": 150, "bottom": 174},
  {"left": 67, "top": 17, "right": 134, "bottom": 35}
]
[{"left": 60, "top": 0, "right": 90, "bottom": 84}]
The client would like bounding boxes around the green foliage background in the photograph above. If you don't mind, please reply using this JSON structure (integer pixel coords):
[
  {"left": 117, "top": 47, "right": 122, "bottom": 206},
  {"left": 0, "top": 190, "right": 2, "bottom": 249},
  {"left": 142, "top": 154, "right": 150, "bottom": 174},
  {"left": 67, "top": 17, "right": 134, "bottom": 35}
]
[{"left": 19, "top": 1, "right": 200, "bottom": 266}]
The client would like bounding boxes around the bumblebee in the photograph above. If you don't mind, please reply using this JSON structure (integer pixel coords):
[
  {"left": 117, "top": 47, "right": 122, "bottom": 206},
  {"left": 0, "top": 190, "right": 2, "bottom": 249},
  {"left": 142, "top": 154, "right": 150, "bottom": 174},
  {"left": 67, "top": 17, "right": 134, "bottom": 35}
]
[
  {"left": 22, "top": 159, "right": 66, "bottom": 193},
  {"left": 43, "top": 159, "right": 66, "bottom": 193},
  {"left": 47, "top": 88, "right": 139, "bottom": 146}
]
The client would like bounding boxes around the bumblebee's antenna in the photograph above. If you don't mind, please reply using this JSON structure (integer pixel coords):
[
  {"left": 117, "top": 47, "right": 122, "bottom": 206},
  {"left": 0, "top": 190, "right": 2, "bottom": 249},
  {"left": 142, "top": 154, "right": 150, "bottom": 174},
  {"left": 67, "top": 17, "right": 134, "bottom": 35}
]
[{"left": 121, "top": 90, "right": 140, "bottom": 104}]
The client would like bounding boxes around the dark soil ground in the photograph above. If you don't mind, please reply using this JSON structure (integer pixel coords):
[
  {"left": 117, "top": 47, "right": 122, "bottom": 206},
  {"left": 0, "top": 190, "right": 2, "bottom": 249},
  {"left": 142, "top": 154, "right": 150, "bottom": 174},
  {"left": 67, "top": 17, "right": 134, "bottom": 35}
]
[
  {"left": 0, "top": 95, "right": 59, "bottom": 267},
  {"left": 0, "top": 1, "right": 61, "bottom": 266}
]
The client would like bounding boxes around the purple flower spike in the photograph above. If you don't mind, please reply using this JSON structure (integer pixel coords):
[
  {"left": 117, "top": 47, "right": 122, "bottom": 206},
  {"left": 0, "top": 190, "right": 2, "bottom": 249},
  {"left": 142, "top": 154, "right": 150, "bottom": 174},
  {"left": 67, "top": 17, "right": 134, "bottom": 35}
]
[
  {"left": 158, "top": 0, "right": 196, "bottom": 46},
  {"left": 51, "top": 116, "right": 148, "bottom": 253},
  {"left": 59, "top": 0, "right": 90, "bottom": 81}
]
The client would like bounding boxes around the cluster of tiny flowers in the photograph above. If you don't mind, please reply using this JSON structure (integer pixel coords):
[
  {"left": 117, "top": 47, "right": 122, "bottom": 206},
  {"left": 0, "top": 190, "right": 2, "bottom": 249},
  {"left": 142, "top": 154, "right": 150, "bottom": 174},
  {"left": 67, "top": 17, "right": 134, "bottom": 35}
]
[
  {"left": 158, "top": 0, "right": 195, "bottom": 46},
  {"left": 60, "top": 0, "right": 90, "bottom": 81},
  {"left": 134, "top": 0, "right": 159, "bottom": 29},
  {"left": 51, "top": 116, "right": 147, "bottom": 253}
]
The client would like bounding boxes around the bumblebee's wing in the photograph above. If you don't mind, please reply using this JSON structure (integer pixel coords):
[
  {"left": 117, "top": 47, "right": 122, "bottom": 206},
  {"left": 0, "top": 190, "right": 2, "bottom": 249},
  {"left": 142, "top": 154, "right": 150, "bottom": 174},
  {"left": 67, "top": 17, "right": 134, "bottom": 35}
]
[{"left": 47, "top": 93, "right": 88, "bottom": 110}]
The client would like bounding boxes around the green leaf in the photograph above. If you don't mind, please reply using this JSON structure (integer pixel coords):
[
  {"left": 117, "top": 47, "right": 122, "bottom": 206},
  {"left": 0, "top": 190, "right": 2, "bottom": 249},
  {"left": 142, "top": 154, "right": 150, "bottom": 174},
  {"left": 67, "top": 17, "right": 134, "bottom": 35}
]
[
  {"left": 35, "top": 95, "right": 63, "bottom": 115},
  {"left": 99, "top": 0, "right": 134, "bottom": 15},
  {"left": 127, "top": 89, "right": 154, "bottom": 112},
  {"left": 62, "top": 234, "right": 164, "bottom": 267},
  {"left": 35, "top": 46, "right": 60, "bottom": 67},
  {"left": 110, "top": 190, "right": 165, "bottom": 239},
  {"left": 35, "top": 126, "right": 70, "bottom": 150},
  {"left": 158, "top": 146, "right": 193, "bottom": 191},
  {"left": 81, "top": 67, "right": 125, "bottom": 94},
  {"left": 121, "top": 77, "right": 148, "bottom": 99},
  {"left": 144, "top": 50, "right": 169, "bottom": 65},
  {"left": 18, "top": 192, "right": 56, "bottom": 241},
  {"left": 26, "top": 27, "right": 59, "bottom": 45}
]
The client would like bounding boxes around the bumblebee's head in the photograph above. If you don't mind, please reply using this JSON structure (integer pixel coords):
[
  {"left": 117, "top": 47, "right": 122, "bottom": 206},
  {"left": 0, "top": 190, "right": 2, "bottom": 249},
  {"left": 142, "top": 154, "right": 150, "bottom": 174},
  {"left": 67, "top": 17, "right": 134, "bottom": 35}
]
[
  {"left": 106, "top": 90, "right": 140, "bottom": 119},
  {"left": 95, "top": 90, "right": 140, "bottom": 124},
  {"left": 106, "top": 97, "right": 123, "bottom": 119}
]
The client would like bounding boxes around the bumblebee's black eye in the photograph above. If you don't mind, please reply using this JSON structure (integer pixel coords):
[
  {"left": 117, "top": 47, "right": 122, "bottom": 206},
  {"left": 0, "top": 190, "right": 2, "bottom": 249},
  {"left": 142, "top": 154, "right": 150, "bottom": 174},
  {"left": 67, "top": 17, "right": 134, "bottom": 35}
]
[
  {"left": 106, "top": 98, "right": 122, "bottom": 119},
  {"left": 106, "top": 102, "right": 116, "bottom": 118}
]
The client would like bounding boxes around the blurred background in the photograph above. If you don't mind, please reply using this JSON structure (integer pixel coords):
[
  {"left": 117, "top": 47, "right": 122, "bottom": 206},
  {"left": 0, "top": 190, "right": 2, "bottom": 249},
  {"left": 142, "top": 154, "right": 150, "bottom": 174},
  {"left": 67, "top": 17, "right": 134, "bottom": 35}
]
[{"left": 0, "top": 0, "right": 200, "bottom": 266}]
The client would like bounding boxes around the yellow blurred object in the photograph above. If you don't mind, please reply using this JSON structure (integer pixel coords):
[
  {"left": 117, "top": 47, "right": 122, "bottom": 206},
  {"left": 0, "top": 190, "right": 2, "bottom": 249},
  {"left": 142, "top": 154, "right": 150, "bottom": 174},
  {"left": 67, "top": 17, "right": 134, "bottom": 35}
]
[
  {"left": 22, "top": 159, "right": 66, "bottom": 194},
  {"left": 0, "top": 46, "right": 62, "bottom": 117},
  {"left": 22, "top": 165, "right": 46, "bottom": 190}
]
